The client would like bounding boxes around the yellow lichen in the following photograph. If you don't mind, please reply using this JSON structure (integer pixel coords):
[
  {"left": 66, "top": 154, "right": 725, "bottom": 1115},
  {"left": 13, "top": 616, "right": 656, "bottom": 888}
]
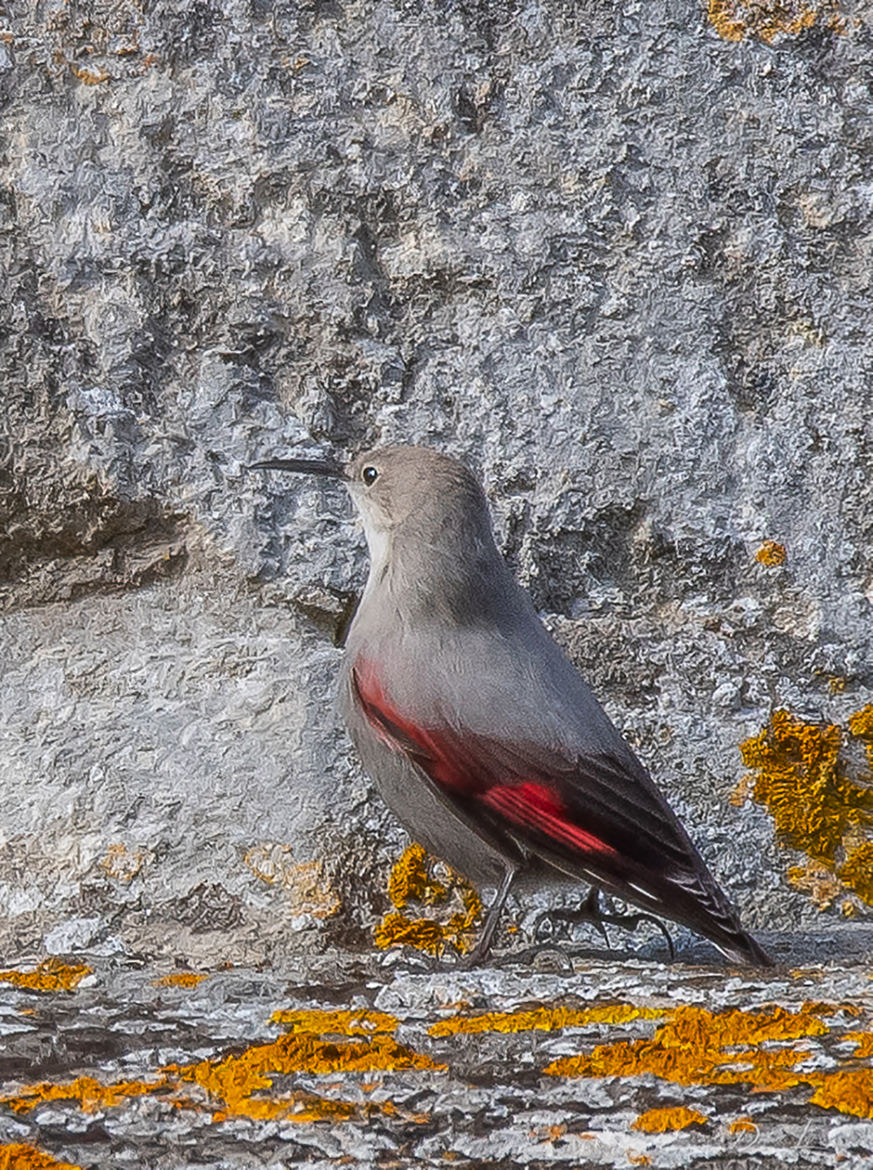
[
  {"left": 544, "top": 1002, "right": 873, "bottom": 1119},
  {"left": 373, "top": 844, "right": 482, "bottom": 955},
  {"left": 807, "top": 1069, "right": 873, "bottom": 1118},
  {"left": 0, "top": 959, "right": 92, "bottom": 993},
  {"left": 838, "top": 843, "right": 873, "bottom": 903},
  {"left": 546, "top": 1003, "right": 827, "bottom": 1085},
  {"left": 787, "top": 859, "right": 844, "bottom": 910},
  {"left": 632, "top": 1106, "right": 707, "bottom": 1133},
  {"left": 0, "top": 1076, "right": 163, "bottom": 1115},
  {"left": 101, "top": 843, "right": 147, "bottom": 883},
  {"left": 739, "top": 707, "right": 873, "bottom": 909},
  {"left": 167, "top": 1032, "right": 442, "bottom": 1121},
  {"left": 844, "top": 1031, "right": 873, "bottom": 1059},
  {"left": 70, "top": 64, "right": 110, "bottom": 84},
  {"left": 244, "top": 845, "right": 341, "bottom": 919},
  {"left": 729, "top": 1116, "right": 758, "bottom": 1133},
  {"left": 269, "top": 1008, "right": 398, "bottom": 1034},
  {"left": 0, "top": 999, "right": 442, "bottom": 1126},
  {"left": 153, "top": 973, "right": 209, "bottom": 989},
  {"left": 429, "top": 1002, "right": 668, "bottom": 1038},
  {"left": 755, "top": 540, "right": 787, "bottom": 566},
  {"left": 11, "top": 988, "right": 873, "bottom": 1128},
  {"left": 708, "top": 0, "right": 838, "bottom": 43},
  {"left": 849, "top": 705, "right": 873, "bottom": 740},
  {"left": 387, "top": 843, "right": 446, "bottom": 908},
  {"left": 0, "top": 1145, "right": 82, "bottom": 1170},
  {"left": 849, "top": 704, "right": 873, "bottom": 770}
]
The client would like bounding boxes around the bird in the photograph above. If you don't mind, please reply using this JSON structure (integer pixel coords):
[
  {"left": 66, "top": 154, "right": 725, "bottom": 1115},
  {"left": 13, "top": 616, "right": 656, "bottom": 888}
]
[{"left": 251, "top": 444, "right": 772, "bottom": 967}]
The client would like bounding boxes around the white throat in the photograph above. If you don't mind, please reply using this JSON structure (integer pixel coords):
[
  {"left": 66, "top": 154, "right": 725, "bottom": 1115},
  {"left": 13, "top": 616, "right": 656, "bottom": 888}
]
[{"left": 359, "top": 511, "right": 392, "bottom": 602}]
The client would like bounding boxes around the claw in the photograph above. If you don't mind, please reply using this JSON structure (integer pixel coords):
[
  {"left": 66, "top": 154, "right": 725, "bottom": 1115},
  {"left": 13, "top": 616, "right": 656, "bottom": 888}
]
[{"left": 534, "top": 888, "right": 676, "bottom": 960}]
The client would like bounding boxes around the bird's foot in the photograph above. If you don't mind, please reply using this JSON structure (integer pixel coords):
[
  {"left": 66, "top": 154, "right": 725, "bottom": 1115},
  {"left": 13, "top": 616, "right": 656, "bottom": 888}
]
[
  {"left": 534, "top": 888, "right": 675, "bottom": 959},
  {"left": 377, "top": 946, "right": 443, "bottom": 974}
]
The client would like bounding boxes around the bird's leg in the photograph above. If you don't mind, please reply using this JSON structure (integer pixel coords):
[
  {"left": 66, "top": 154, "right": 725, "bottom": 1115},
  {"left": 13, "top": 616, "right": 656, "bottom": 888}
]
[
  {"left": 535, "top": 888, "right": 676, "bottom": 959},
  {"left": 461, "top": 863, "right": 518, "bottom": 967},
  {"left": 593, "top": 894, "right": 675, "bottom": 959},
  {"left": 534, "top": 886, "right": 610, "bottom": 946}
]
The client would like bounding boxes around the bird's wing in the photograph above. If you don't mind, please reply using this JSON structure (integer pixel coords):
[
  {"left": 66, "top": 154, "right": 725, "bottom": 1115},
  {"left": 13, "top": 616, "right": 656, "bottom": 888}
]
[{"left": 351, "top": 657, "right": 769, "bottom": 965}]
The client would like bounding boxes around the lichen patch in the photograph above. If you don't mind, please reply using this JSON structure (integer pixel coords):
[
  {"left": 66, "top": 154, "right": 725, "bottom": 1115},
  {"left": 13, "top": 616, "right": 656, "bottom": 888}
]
[
  {"left": 708, "top": 0, "right": 842, "bottom": 43},
  {"left": 0, "top": 998, "right": 441, "bottom": 1126},
  {"left": 0, "top": 960, "right": 92, "bottom": 993},
  {"left": 373, "top": 844, "right": 482, "bottom": 955},
  {"left": 632, "top": 1105, "right": 708, "bottom": 1133},
  {"left": 739, "top": 706, "right": 873, "bottom": 911},
  {"left": 0, "top": 1144, "right": 82, "bottom": 1170},
  {"left": 755, "top": 540, "right": 787, "bottom": 566},
  {"left": 269, "top": 1008, "right": 399, "bottom": 1034},
  {"left": 429, "top": 1002, "right": 669, "bottom": 1038},
  {"left": 545, "top": 1002, "right": 873, "bottom": 1119},
  {"left": 152, "top": 972, "right": 209, "bottom": 989}
]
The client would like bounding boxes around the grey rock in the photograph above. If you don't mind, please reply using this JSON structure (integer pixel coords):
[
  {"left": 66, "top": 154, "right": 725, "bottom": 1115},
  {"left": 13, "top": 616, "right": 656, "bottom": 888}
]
[
  {"left": 0, "top": 951, "right": 872, "bottom": 1166},
  {"left": 0, "top": 0, "right": 871, "bottom": 966}
]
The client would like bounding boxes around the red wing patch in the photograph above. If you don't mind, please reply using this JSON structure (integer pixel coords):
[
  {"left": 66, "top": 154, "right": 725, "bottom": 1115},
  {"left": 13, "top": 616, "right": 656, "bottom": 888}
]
[
  {"left": 351, "top": 661, "right": 767, "bottom": 963},
  {"left": 482, "top": 782, "right": 619, "bottom": 858},
  {"left": 352, "top": 659, "right": 617, "bottom": 860},
  {"left": 352, "top": 659, "right": 469, "bottom": 791}
]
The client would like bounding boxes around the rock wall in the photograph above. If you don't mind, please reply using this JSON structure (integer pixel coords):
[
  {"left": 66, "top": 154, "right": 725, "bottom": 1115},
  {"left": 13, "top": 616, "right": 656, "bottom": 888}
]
[{"left": 1, "top": 0, "right": 872, "bottom": 964}]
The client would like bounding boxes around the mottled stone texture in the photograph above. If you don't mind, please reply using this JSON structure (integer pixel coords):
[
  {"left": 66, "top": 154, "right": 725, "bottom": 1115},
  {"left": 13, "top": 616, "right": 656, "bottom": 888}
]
[
  {"left": 0, "top": 0, "right": 872, "bottom": 963},
  {"left": 4, "top": 953, "right": 873, "bottom": 1169}
]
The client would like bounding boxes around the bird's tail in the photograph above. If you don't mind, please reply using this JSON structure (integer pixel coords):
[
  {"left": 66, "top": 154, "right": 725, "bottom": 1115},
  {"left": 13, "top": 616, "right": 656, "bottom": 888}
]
[
  {"left": 606, "top": 862, "right": 776, "bottom": 969},
  {"left": 712, "top": 925, "right": 774, "bottom": 968}
]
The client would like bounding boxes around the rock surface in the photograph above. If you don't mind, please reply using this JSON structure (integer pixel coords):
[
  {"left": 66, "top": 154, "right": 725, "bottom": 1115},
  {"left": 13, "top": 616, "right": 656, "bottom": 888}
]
[
  {"left": 2, "top": 947, "right": 873, "bottom": 1168},
  {"left": 1, "top": 0, "right": 872, "bottom": 972}
]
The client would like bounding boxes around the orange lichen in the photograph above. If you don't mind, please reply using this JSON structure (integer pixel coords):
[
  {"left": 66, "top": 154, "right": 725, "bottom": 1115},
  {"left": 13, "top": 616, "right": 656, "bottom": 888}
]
[
  {"left": 729, "top": 1116, "right": 758, "bottom": 1133},
  {"left": 546, "top": 1003, "right": 827, "bottom": 1084},
  {"left": 153, "top": 972, "right": 209, "bottom": 988},
  {"left": 755, "top": 540, "right": 787, "bottom": 566},
  {"left": 429, "top": 1002, "right": 668, "bottom": 1037},
  {"left": 0, "top": 959, "right": 92, "bottom": 993},
  {"left": 0, "top": 999, "right": 442, "bottom": 1126},
  {"left": 70, "top": 64, "right": 110, "bottom": 84},
  {"left": 168, "top": 1032, "right": 442, "bottom": 1122},
  {"left": 627, "top": 1155, "right": 651, "bottom": 1167},
  {"left": 739, "top": 707, "right": 873, "bottom": 909},
  {"left": 269, "top": 1008, "right": 398, "bottom": 1034},
  {"left": 12, "top": 987, "right": 873, "bottom": 1129},
  {"left": 849, "top": 704, "right": 873, "bottom": 770},
  {"left": 0, "top": 1076, "right": 163, "bottom": 1115},
  {"left": 807, "top": 1068, "right": 873, "bottom": 1118},
  {"left": 740, "top": 709, "right": 845, "bottom": 858},
  {"left": 529, "top": 1122, "right": 566, "bottom": 1143},
  {"left": 632, "top": 1106, "right": 707, "bottom": 1133},
  {"left": 786, "top": 859, "right": 843, "bottom": 910},
  {"left": 101, "top": 842, "right": 148, "bottom": 882},
  {"left": 708, "top": 0, "right": 837, "bottom": 43},
  {"left": 374, "top": 844, "right": 482, "bottom": 955},
  {"left": 838, "top": 843, "right": 873, "bottom": 902},
  {"left": 244, "top": 845, "right": 341, "bottom": 918},
  {"left": 545, "top": 1002, "right": 873, "bottom": 1119},
  {"left": 387, "top": 843, "right": 446, "bottom": 908},
  {"left": 0, "top": 1145, "right": 82, "bottom": 1170},
  {"left": 849, "top": 705, "right": 873, "bottom": 740},
  {"left": 845, "top": 1031, "right": 873, "bottom": 1059}
]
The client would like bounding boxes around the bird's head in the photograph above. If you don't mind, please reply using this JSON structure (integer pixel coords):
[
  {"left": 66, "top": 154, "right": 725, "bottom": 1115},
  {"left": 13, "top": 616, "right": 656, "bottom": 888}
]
[{"left": 251, "top": 444, "right": 494, "bottom": 575}]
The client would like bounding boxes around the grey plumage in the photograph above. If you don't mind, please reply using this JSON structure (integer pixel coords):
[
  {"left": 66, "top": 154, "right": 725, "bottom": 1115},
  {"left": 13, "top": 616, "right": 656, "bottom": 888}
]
[{"left": 255, "top": 444, "right": 772, "bottom": 967}]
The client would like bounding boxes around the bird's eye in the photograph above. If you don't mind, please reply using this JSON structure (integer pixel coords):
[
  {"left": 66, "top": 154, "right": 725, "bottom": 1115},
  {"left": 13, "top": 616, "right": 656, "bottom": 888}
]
[{"left": 362, "top": 465, "right": 379, "bottom": 486}]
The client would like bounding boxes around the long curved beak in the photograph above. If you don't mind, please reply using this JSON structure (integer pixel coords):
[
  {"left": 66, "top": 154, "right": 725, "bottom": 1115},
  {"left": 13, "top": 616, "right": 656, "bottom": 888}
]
[{"left": 248, "top": 457, "right": 346, "bottom": 479}]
